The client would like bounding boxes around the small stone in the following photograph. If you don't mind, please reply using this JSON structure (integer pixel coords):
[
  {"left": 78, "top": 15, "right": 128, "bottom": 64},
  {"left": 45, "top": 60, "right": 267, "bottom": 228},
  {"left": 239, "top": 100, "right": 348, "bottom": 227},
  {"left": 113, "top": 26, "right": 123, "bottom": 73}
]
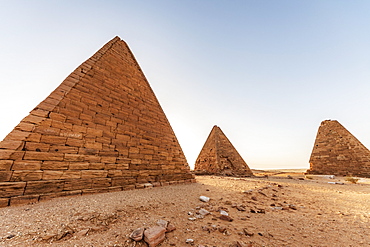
[
  {"left": 195, "top": 214, "right": 204, "bottom": 219},
  {"left": 236, "top": 205, "right": 246, "bottom": 211},
  {"left": 243, "top": 189, "right": 253, "bottom": 194},
  {"left": 188, "top": 217, "right": 197, "bottom": 221},
  {"left": 41, "top": 233, "right": 55, "bottom": 241},
  {"left": 166, "top": 223, "right": 176, "bottom": 233},
  {"left": 272, "top": 206, "right": 283, "bottom": 210},
  {"left": 220, "top": 210, "right": 229, "bottom": 216},
  {"left": 218, "top": 226, "right": 227, "bottom": 233},
  {"left": 144, "top": 226, "right": 166, "bottom": 247},
  {"left": 75, "top": 229, "right": 90, "bottom": 237},
  {"left": 199, "top": 196, "right": 210, "bottom": 202},
  {"left": 202, "top": 225, "right": 210, "bottom": 232},
  {"left": 224, "top": 200, "right": 232, "bottom": 205},
  {"left": 6, "top": 234, "right": 15, "bottom": 239},
  {"left": 199, "top": 208, "right": 210, "bottom": 216},
  {"left": 251, "top": 196, "right": 257, "bottom": 201},
  {"left": 186, "top": 238, "right": 194, "bottom": 244},
  {"left": 157, "top": 219, "right": 168, "bottom": 228},
  {"left": 219, "top": 215, "right": 233, "bottom": 222},
  {"left": 258, "top": 232, "right": 263, "bottom": 236},
  {"left": 287, "top": 175, "right": 293, "bottom": 179},
  {"left": 130, "top": 228, "right": 145, "bottom": 241},
  {"left": 289, "top": 204, "right": 297, "bottom": 210},
  {"left": 258, "top": 191, "right": 267, "bottom": 197},
  {"left": 243, "top": 228, "right": 254, "bottom": 236},
  {"left": 235, "top": 241, "right": 250, "bottom": 247}
]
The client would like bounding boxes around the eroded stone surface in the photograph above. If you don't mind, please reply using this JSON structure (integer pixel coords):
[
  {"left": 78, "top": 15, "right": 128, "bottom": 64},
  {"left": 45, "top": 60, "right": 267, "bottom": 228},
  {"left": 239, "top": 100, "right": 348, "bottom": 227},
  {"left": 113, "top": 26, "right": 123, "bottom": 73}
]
[
  {"left": 307, "top": 120, "right": 370, "bottom": 177},
  {"left": 0, "top": 36, "right": 194, "bottom": 207},
  {"left": 194, "top": 126, "right": 253, "bottom": 177}
]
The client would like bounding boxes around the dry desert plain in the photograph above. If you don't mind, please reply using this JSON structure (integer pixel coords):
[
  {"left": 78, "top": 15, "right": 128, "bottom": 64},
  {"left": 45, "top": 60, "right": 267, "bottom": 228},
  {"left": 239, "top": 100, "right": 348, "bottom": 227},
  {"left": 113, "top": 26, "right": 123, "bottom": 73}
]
[{"left": 0, "top": 170, "right": 369, "bottom": 247}]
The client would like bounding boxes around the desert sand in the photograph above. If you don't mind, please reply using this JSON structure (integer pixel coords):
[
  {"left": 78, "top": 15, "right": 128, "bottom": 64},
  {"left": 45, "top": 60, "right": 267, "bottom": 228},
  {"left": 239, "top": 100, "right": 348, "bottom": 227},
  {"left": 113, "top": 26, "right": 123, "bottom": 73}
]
[{"left": 0, "top": 170, "right": 369, "bottom": 247}]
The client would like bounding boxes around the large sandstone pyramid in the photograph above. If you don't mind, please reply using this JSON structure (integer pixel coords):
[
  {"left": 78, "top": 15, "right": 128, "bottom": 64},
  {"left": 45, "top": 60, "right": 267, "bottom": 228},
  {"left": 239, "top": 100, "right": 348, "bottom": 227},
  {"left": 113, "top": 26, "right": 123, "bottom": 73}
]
[
  {"left": 0, "top": 36, "right": 194, "bottom": 207},
  {"left": 307, "top": 120, "right": 370, "bottom": 177},
  {"left": 194, "top": 125, "right": 253, "bottom": 176}
]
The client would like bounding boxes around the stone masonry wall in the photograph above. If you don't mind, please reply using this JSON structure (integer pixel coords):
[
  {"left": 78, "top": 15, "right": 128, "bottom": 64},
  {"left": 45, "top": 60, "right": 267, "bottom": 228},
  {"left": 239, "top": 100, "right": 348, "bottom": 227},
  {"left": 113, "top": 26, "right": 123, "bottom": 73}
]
[
  {"left": 307, "top": 120, "right": 370, "bottom": 177},
  {"left": 194, "top": 125, "right": 253, "bottom": 176},
  {"left": 0, "top": 36, "right": 194, "bottom": 207}
]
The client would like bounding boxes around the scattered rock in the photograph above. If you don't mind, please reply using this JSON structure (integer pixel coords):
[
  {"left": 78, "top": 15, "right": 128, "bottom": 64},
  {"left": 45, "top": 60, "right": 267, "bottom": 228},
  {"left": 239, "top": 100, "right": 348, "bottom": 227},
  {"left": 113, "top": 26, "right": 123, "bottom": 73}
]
[
  {"left": 234, "top": 240, "right": 251, "bottom": 247},
  {"left": 199, "top": 208, "right": 210, "bottom": 216},
  {"left": 258, "top": 191, "right": 267, "bottom": 197},
  {"left": 199, "top": 196, "right": 210, "bottom": 202},
  {"left": 289, "top": 204, "right": 297, "bottom": 210},
  {"left": 186, "top": 238, "right": 194, "bottom": 244},
  {"left": 218, "top": 226, "right": 227, "bottom": 233},
  {"left": 220, "top": 210, "right": 229, "bottom": 216},
  {"left": 75, "top": 229, "right": 90, "bottom": 237},
  {"left": 251, "top": 196, "right": 257, "bottom": 201},
  {"left": 156, "top": 219, "right": 168, "bottom": 228},
  {"left": 219, "top": 215, "right": 233, "bottom": 222},
  {"left": 6, "top": 234, "right": 15, "bottom": 239},
  {"left": 166, "top": 223, "right": 176, "bottom": 233},
  {"left": 195, "top": 214, "right": 204, "bottom": 219},
  {"left": 272, "top": 206, "right": 283, "bottom": 210},
  {"left": 243, "top": 189, "right": 253, "bottom": 194},
  {"left": 144, "top": 226, "right": 166, "bottom": 247},
  {"left": 243, "top": 228, "right": 254, "bottom": 236},
  {"left": 188, "top": 217, "right": 197, "bottom": 221},
  {"left": 130, "top": 228, "right": 145, "bottom": 241},
  {"left": 287, "top": 175, "right": 293, "bottom": 179},
  {"left": 224, "top": 200, "right": 232, "bottom": 205},
  {"left": 236, "top": 205, "right": 246, "bottom": 211}
]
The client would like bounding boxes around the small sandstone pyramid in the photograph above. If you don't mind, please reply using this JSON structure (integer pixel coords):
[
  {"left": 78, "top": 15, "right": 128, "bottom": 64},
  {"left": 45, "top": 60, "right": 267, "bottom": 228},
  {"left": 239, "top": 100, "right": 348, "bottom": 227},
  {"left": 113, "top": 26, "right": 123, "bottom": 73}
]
[
  {"left": 0, "top": 36, "right": 194, "bottom": 207},
  {"left": 194, "top": 125, "right": 253, "bottom": 176},
  {"left": 307, "top": 120, "right": 370, "bottom": 177}
]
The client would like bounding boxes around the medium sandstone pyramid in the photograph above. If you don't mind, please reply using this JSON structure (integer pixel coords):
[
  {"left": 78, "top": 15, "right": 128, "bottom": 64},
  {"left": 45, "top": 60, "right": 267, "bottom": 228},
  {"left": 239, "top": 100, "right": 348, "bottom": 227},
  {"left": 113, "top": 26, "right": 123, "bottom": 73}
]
[
  {"left": 194, "top": 125, "right": 253, "bottom": 176},
  {"left": 0, "top": 36, "right": 194, "bottom": 207},
  {"left": 307, "top": 120, "right": 370, "bottom": 177}
]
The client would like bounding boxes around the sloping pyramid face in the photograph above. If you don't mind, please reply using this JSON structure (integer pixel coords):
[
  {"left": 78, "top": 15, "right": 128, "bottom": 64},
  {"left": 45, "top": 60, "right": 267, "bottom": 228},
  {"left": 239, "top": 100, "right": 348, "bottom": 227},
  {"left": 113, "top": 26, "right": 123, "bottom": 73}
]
[
  {"left": 0, "top": 36, "right": 194, "bottom": 207},
  {"left": 194, "top": 126, "right": 253, "bottom": 176},
  {"left": 307, "top": 120, "right": 370, "bottom": 177}
]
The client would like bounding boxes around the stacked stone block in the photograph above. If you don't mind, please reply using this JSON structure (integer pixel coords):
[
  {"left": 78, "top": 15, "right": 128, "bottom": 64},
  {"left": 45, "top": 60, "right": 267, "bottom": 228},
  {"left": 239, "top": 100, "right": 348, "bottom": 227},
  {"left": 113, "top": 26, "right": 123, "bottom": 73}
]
[
  {"left": 307, "top": 120, "right": 370, "bottom": 177},
  {"left": 194, "top": 125, "right": 253, "bottom": 176},
  {"left": 0, "top": 36, "right": 194, "bottom": 207}
]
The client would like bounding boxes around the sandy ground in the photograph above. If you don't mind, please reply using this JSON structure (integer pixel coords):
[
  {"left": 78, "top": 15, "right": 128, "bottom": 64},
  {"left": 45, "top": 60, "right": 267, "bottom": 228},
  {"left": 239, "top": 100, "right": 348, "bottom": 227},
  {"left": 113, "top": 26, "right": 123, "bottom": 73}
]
[{"left": 0, "top": 171, "right": 369, "bottom": 247}]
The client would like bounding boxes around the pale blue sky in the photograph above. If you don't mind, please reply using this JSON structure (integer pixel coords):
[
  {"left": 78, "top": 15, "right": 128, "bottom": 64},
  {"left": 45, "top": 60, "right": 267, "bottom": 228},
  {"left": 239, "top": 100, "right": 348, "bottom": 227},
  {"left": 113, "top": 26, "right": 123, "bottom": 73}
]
[{"left": 1, "top": 1, "right": 370, "bottom": 169}]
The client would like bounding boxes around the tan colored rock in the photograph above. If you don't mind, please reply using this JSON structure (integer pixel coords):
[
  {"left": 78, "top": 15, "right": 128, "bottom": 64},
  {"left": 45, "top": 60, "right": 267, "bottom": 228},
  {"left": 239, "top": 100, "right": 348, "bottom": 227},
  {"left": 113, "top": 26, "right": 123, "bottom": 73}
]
[
  {"left": 130, "top": 227, "right": 145, "bottom": 241},
  {"left": 144, "top": 226, "right": 166, "bottom": 247}
]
